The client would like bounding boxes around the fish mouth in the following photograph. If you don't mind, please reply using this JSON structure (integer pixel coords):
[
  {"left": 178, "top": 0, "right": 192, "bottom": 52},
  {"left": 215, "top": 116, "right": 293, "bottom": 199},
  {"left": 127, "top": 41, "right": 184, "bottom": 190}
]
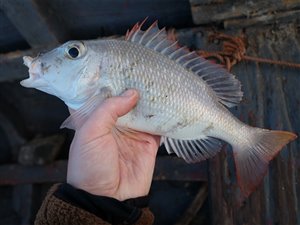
[{"left": 20, "top": 56, "right": 48, "bottom": 88}]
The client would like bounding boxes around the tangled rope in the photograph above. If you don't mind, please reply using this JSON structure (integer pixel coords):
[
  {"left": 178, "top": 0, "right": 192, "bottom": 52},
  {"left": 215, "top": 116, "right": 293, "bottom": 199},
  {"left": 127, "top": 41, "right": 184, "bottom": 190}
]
[{"left": 197, "top": 32, "right": 300, "bottom": 71}]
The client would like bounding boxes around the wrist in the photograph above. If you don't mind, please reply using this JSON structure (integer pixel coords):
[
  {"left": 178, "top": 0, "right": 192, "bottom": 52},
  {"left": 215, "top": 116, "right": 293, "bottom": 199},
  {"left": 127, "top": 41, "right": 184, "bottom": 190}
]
[
  {"left": 67, "top": 178, "right": 119, "bottom": 200},
  {"left": 67, "top": 177, "right": 149, "bottom": 201},
  {"left": 54, "top": 183, "right": 148, "bottom": 224}
]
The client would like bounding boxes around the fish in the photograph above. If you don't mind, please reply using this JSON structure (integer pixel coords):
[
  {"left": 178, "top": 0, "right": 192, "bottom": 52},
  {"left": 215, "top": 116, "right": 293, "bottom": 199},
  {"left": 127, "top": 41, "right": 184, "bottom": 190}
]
[{"left": 20, "top": 20, "right": 297, "bottom": 198}]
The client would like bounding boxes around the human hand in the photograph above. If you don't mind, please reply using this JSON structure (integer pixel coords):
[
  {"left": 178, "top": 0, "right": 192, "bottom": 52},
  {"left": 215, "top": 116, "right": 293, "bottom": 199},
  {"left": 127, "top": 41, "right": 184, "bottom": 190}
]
[{"left": 67, "top": 90, "right": 160, "bottom": 201}]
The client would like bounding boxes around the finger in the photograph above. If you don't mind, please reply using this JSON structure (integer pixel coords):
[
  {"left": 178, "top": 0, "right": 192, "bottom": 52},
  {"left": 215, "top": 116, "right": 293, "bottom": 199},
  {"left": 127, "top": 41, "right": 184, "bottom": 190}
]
[
  {"left": 109, "top": 89, "right": 139, "bottom": 119},
  {"left": 153, "top": 135, "right": 161, "bottom": 147},
  {"left": 87, "top": 89, "right": 139, "bottom": 130}
]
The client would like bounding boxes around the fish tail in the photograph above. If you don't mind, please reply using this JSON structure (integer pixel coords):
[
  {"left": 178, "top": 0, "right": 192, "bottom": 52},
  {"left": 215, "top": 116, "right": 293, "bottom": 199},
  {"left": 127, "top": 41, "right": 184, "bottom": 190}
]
[{"left": 232, "top": 128, "right": 297, "bottom": 197}]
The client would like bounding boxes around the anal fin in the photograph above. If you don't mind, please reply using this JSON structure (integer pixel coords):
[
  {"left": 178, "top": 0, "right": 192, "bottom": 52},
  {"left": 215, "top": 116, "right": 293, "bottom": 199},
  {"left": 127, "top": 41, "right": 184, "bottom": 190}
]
[{"left": 162, "top": 136, "right": 222, "bottom": 163}]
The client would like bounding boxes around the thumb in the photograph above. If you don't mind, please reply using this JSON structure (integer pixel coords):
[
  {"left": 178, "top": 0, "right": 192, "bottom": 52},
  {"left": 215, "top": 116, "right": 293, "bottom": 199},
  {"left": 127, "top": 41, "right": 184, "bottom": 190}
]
[
  {"left": 85, "top": 89, "right": 139, "bottom": 131},
  {"left": 102, "top": 89, "right": 139, "bottom": 120}
]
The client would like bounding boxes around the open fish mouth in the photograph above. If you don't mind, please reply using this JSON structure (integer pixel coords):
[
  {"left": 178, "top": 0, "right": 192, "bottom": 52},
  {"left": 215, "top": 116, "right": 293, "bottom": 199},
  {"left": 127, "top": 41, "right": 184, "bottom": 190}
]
[{"left": 20, "top": 56, "right": 48, "bottom": 88}]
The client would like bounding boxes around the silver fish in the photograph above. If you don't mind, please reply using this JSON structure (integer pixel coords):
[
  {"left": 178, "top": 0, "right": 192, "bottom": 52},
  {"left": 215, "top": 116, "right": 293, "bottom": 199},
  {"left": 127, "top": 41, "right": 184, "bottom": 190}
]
[{"left": 20, "top": 20, "right": 296, "bottom": 197}]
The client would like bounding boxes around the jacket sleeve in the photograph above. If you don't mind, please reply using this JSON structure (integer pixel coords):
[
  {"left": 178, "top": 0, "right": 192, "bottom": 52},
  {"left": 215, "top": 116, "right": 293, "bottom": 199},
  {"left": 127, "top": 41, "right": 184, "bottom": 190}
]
[{"left": 34, "top": 183, "right": 154, "bottom": 225}]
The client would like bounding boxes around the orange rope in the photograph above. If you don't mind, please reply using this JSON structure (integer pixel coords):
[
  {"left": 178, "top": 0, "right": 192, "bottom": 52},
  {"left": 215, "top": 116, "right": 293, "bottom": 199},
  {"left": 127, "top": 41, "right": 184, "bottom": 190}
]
[
  {"left": 197, "top": 33, "right": 300, "bottom": 71},
  {"left": 242, "top": 55, "right": 300, "bottom": 69}
]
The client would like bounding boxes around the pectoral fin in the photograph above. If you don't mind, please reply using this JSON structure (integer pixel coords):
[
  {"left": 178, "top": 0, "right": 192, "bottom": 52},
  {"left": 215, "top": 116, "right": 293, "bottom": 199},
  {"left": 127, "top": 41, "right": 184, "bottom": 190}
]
[{"left": 61, "top": 87, "right": 112, "bottom": 130}]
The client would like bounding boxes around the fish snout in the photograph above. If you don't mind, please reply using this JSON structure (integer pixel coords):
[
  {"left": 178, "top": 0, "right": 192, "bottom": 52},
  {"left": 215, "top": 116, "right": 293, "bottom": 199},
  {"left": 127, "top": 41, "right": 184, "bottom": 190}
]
[
  {"left": 20, "top": 57, "right": 49, "bottom": 88},
  {"left": 23, "top": 56, "right": 33, "bottom": 67},
  {"left": 28, "top": 60, "right": 43, "bottom": 78}
]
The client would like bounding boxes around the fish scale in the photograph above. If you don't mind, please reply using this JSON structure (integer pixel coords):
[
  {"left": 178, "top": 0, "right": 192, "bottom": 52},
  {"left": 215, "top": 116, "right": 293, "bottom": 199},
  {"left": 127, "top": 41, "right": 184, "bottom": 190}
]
[
  {"left": 108, "top": 41, "right": 192, "bottom": 127},
  {"left": 20, "top": 20, "right": 296, "bottom": 199}
]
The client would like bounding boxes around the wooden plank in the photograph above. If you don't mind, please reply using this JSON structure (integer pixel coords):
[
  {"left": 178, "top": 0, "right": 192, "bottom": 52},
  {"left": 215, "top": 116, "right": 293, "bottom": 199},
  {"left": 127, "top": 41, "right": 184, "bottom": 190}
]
[
  {"left": 154, "top": 156, "right": 208, "bottom": 181},
  {"left": 175, "top": 184, "right": 208, "bottom": 225},
  {"left": 0, "top": 45, "right": 54, "bottom": 82},
  {"left": 224, "top": 9, "right": 300, "bottom": 29},
  {"left": 206, "top": 24, "right": 300, "bottom": 225},
  {"left": 0, "top": 111, "right": 26, "bottom": 150},
  {"left": 0, "top": 157, "right": 208, "bottom": 186},
  {"left": 0, "top": 0, "right": 66, "bottom": 47},
  {"left": 138, "top": 23, "right": 300, "bottom": 225},
  {"left": 0, "top": 15, "right": 299, "bottom": 224},
  {"left": 40, "top": 0, "right": 193, "bottom": 39},
  {"left": 13, "top": 184, "right": 33, "bottom": 225},
  {"left": 0, "top": 0, "right": 193, "bottom": 52},
  {"left": 189, "top": 0, "right": 224, "bottom": 4},
  {"left": 190, "top": 1, "right": 269, "bottom": 24},
  {"left": 18, "top": 135, "right": 65, "bottom": 166},
  {"left": 0, "top": 9, "right": 29, "bottom": 53},
  {"left": 189, "top": 0, "right": 300, "bottom": 26}
]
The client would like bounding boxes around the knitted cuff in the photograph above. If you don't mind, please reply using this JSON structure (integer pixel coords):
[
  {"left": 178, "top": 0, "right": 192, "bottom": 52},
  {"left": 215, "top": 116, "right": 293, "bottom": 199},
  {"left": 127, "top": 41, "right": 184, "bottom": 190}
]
[{"left": 54, "top": 183, "right": 148, "bottom": 224}]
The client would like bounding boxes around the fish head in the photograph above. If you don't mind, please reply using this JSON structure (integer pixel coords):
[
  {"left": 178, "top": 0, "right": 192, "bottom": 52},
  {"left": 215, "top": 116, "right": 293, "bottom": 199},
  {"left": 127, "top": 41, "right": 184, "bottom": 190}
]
[{"left": 21, "top": 40, "right": 99, "bottom": 108}]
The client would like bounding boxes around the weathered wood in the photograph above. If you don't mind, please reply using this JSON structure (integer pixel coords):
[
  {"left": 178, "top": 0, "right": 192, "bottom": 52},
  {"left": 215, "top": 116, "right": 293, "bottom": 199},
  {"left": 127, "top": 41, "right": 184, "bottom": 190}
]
[
  {"left": 0, "top": 45, "right": 55, "bottom": 82},
  {"left": 0, "top": 157, "right": 208, "bottom": 186},
  {"left": 175, "top": 184, "right": 208, "bottom": 225},
  {"left": 224, "top": 9, "right": 300, "bottom": 29},
  {"left": 35, "top": 0, "right": 193, "bottom": 39},
  {"left": 154, "top": 156, "right": 208, "bottom": 181},
  {"left": 206, "top": 24, "right": 300, "bottom": 225},
  {"left": 0, "top": 12, "right": 299, "bottom": 224},
  {"left": 190, "top": 0, "right": 300, "bottom": 27},
  {"left": 208, "top": 148, "right": 234, "bottom": 225},
  {"left": 0, "top": 0, "right": 193, "bottom": 53},
  {"left": 189, "top": 0, "right": 224, "bottom": 4},
  {"left": 0, "top": 9, "right": 29, "bottom": 53},
  {"left": 13, "top": 184, "right": 33, "bottom": 225},
  {"left": 18, "top": 135, "right": 65, "bottom": 166},
  {"left": 0, "top": 0, "right": 66, "bottom": 47},
  {"left": 0, "top": 111, "right": 26, "bottom": 150},
  {"left": 151, "top": 23, "right": 300, "bottom": 225}
]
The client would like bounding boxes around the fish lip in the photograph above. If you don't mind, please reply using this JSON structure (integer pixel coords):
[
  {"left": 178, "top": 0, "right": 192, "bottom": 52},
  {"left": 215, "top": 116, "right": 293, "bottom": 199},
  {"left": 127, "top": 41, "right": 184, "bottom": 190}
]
[
  {"left": 23, "top": 56, "right": 34, "bottom": 67},
  {"left": 29, "top": 72, "right": 41, "bottom": 79},
  {"left": 20, "top": 75, "right": 47, "bottom": 88},
  {"left": 20, "top": 56, "right": 47, "bottom": 88}
]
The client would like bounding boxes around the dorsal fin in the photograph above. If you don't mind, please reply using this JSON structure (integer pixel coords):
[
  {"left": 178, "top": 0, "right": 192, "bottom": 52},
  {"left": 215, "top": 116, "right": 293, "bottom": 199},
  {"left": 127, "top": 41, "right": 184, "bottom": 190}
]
[{"left": 125, "top": 20, "right": 243, "bottom": 107}]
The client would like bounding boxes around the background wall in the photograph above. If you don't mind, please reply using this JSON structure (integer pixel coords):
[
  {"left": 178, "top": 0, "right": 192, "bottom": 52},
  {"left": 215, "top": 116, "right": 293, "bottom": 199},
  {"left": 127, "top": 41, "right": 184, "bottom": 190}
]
[{"left": 0, "top": 0, "right": 299, "bottom": 224}]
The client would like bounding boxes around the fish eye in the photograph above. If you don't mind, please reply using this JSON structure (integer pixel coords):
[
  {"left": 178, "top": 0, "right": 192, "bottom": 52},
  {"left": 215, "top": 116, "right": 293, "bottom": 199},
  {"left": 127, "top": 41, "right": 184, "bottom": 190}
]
[
  {"left": 67, "top": 47, "right": 80, "bottom": 59},
  {"left": 65, "top": 41, "right": 86, "bottom": 59}
]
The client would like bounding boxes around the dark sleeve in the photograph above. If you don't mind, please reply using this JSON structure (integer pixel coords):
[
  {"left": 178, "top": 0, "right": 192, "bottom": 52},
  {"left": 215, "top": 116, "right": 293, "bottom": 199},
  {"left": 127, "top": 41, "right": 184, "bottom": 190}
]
[{"left": 34, "top": 183, "right": 154, "bottom": 225}]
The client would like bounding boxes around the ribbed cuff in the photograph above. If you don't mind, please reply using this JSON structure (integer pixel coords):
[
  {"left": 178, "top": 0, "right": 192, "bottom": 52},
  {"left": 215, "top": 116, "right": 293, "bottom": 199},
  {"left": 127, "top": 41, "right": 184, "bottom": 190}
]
[{"left": 54, "top": 183, "right": 148, "bottom": 224}]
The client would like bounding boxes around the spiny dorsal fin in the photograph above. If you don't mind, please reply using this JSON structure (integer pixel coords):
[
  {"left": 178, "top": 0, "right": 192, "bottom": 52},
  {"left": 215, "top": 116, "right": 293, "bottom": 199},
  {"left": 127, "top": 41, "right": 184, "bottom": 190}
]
[{"left": 125, "top": 20, "right": 243, "bottom": 108}]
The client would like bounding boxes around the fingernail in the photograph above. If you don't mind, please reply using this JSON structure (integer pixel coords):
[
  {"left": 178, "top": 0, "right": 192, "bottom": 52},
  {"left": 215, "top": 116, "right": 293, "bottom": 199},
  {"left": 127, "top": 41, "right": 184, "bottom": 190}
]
[{"left": 122, "top": 89, "right": 135, "bottom": 97}]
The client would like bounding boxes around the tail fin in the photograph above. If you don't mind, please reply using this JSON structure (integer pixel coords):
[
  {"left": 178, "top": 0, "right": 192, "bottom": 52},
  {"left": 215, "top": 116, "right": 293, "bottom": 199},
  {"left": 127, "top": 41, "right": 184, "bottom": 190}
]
[{"left": 233, "top": 129, "right": 297, "bottom": 198}]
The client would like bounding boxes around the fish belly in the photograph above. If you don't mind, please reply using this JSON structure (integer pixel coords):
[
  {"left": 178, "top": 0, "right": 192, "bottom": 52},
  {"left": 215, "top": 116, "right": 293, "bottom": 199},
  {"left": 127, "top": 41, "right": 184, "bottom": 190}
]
[{"left": 117, "top": 91, "right": 239, "bottom": 142}]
